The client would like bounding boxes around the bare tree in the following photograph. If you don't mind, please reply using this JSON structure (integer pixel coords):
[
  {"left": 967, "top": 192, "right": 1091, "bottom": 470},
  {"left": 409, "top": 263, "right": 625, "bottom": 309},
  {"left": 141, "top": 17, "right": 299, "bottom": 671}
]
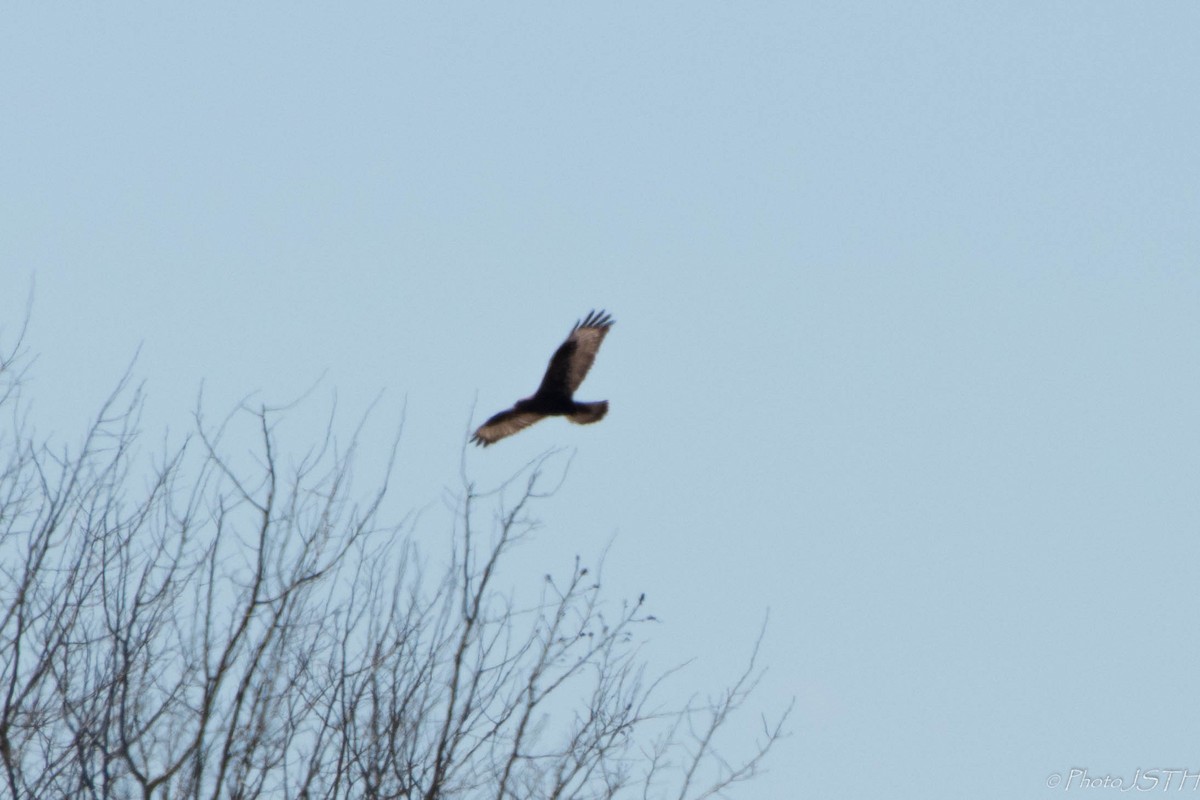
[{"left": 0, "top": 335, "right": 790, "bottom": 800}]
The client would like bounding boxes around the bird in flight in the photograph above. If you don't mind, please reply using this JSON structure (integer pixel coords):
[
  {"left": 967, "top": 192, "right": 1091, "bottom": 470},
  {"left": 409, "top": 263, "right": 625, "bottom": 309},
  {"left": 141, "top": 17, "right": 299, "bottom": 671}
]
[{"left": 472, "top": 310, "right": 615, "bottom": 447}]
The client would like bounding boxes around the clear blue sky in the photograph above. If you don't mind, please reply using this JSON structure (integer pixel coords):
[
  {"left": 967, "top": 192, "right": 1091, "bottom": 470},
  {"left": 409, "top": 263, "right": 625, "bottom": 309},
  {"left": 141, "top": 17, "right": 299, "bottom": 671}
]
[{"left": 3, "top": 4, "right": 1199, "bottom": 798}]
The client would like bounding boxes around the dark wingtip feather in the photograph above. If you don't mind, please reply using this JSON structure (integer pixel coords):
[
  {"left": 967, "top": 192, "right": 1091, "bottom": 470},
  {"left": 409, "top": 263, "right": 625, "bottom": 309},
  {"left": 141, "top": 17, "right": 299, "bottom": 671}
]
[{"left": 573, "top": 309, "right": 615, "bottom": 332}]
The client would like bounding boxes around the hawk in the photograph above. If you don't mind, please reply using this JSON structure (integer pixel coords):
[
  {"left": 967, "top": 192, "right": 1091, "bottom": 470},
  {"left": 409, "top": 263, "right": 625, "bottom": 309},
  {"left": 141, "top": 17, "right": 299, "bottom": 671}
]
[{"left": 472, "top": 310, "right": 615, "bottom": 446}]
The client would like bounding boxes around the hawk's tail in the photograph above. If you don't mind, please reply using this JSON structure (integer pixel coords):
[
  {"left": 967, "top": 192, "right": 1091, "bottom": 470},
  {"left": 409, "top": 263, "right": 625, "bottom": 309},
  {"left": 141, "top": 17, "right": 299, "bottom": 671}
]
[{"left": 568, "top": 401, "right": 608, "bottom": 425}]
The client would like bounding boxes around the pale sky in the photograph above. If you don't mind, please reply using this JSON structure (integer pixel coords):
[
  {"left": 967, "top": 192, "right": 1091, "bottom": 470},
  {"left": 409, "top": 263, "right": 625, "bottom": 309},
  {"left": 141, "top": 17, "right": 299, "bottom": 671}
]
[{"left": 3, "top": 4, "right": 1200, "bottom": 798}]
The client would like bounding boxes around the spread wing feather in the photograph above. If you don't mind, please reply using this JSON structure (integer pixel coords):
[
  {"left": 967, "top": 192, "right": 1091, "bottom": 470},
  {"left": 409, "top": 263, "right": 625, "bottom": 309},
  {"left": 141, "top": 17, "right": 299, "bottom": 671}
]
[
  {"left": 535, "top": 310, "right": 614, "bottom": 399},
  {"left": 471, "top": 408, "right": 546, "bottom": 447}
]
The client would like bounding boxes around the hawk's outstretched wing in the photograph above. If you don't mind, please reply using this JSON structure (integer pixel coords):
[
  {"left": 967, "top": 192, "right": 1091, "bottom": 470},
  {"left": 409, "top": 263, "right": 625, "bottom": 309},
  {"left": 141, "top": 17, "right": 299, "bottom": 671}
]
[
  {"left": 535, "top": 310, "right": 615, "bottom": 399},
  {"left": 470, "top": 408, "right": 546, "bottom": 447}
]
